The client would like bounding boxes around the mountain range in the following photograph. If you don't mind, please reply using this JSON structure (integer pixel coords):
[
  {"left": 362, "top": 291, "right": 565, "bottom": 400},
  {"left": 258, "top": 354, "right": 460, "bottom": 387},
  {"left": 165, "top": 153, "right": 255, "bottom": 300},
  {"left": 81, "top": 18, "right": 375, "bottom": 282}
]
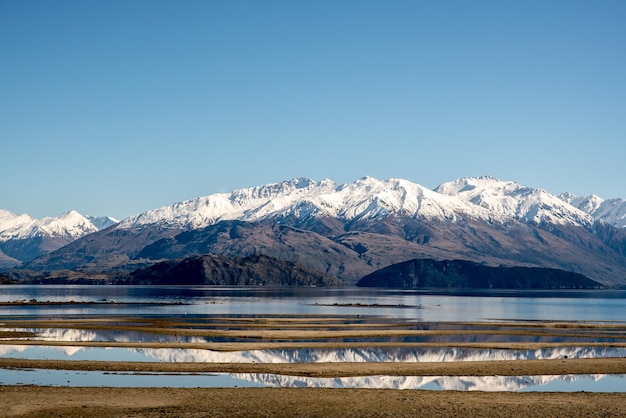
[
  {"left": 0, "top": 210, "right": 118, "bottom": 268},
  {"left": 3, "top": 176, "right": 626, "bottom": 287}
]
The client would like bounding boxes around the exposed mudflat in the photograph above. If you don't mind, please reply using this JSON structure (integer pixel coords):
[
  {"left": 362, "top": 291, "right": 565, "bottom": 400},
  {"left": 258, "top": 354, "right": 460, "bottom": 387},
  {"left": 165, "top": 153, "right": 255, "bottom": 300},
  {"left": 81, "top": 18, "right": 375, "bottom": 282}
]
[
  {"left": 2, "top": 357, "right": 626, "bottom": 377},
  {"left": 2, "top": 386, "right": 625, "bottom": 417},
  {"left": 1, "top": 313, "right": 626, "bottom": 417}
]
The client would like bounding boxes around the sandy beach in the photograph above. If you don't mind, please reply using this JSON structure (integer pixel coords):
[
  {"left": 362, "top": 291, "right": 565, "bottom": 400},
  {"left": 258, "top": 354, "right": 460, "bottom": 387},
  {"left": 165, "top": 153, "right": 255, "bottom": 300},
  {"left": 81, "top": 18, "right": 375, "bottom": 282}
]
[{"left": 1, "top": 386, "right": 625, "bottom": 417}]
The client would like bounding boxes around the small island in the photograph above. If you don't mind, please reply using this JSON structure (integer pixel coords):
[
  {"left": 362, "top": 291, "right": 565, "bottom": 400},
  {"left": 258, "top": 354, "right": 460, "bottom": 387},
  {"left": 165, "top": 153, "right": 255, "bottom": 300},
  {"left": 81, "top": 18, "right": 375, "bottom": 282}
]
[{"left": 356, "top": 258, "right": 603, "bottom": 289}]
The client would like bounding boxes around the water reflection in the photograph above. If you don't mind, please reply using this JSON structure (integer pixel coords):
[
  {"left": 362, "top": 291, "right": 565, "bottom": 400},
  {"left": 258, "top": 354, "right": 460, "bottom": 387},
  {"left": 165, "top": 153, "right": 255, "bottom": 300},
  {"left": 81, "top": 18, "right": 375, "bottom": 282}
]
[
  {"left": 0, "top": 369, "right": 263, "bottom": 388},
  {"left": 136, "top": 346, "right": 626, "bottom": 364},
  {"left": 5, "top": 325, "right": 622, "bottom": 345},
  {"left": 232, "top": 373, "right": 626, "bottom": 392},
  {"left": 2, "top": 344, "right": 625, "bottom": 364},
  {"left": 0, "top": 368, "right": 623, "bottom": 392},
  {"left": 2, "top": 327, "right": 206, "bottom": 344},
  {"left": 0, "top": 345, "right": 156, "bottom": 361}
]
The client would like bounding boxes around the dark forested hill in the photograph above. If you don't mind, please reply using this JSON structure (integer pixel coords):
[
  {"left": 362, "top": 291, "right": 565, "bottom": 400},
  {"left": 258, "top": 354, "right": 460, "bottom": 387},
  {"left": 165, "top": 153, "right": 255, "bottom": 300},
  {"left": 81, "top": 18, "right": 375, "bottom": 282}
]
[
  {"left": 119, "top": 254, "right": 340, "bottom": 287},
  {"left": 356, "top": 258, "right": 603, "bottom": 289}
]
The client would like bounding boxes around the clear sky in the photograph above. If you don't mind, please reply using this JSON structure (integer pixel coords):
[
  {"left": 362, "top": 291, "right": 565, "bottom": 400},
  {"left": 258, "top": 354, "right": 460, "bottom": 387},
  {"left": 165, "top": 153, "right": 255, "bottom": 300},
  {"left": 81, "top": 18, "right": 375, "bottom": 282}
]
[{"left": 2, "top": 0, "right": 625, "bottom": 220}]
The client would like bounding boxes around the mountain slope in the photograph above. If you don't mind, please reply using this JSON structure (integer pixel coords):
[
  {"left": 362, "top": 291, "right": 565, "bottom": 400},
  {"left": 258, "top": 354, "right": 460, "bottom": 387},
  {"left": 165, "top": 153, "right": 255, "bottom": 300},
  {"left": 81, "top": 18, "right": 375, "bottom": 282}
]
[
  {"left": 133, "top": 220, "right": 466, "bottom": 283},
  {"left": 0, "top": 249, "right": 21, "bottom": 270},
  {"left": 121, "top": 254, "right": 339, "bottom": 286}
]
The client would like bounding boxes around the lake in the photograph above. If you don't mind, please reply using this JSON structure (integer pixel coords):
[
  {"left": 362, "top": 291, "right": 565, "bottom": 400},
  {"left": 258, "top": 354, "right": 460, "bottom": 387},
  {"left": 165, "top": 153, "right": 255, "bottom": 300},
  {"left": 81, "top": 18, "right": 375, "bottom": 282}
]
[{"left": 1, "top": 285, "right": 626, "bottom": 322}]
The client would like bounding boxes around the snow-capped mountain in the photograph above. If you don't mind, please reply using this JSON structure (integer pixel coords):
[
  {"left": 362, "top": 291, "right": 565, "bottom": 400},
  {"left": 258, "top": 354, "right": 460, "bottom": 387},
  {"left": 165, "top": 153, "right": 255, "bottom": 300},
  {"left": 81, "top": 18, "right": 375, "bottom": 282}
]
[
  {"left": 1, "top": 210, "right": 96, "bottom": 242},
  {"left": 12, "top": 176, "right": 626, "bottom": 287},
  {"left": 118, "top": 176, "right": 605, "bottom": 234},
  {"left": 0, "top": 210, "right": 119, "bottom": 267},
  {"left": 435, "top": 176, "right": 595, "bottom": 228},
  {"left": 117, "top": 176, "right": 498, "bottom": 232},
  {"left": 559, "top": 193, "right": 626, "bottom": 229}
]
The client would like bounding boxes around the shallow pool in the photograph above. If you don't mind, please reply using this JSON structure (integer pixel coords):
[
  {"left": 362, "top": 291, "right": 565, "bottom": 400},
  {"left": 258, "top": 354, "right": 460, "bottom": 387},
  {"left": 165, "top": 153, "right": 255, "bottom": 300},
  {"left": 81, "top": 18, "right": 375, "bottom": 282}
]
[{"left": 1, "top": 368, "right": 624, "bottom": 392}]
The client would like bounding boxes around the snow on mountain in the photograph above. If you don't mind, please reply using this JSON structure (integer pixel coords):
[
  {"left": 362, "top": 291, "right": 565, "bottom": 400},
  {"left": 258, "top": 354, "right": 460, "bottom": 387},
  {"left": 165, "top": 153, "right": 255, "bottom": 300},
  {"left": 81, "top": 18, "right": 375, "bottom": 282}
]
[
  {"left": 86, "top": 215, "right": 119, "bottom": 230},
  {"left": 434, "top": 175, "right": 595, "bottom": 228},
  {"left": 0, "top": 210, "right": 114, "bottom": 242},
  {"left": 559, "top": 193, "right": 626, "bottom": 229},
  {"left": 116, "top": 176, "right": 496, "bottom": 232}
]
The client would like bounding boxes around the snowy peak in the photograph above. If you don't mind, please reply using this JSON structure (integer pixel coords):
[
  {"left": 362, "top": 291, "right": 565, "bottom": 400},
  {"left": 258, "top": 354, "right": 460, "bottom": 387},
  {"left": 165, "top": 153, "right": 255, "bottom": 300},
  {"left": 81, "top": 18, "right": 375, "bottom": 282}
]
[
  {"left": 117, "top": 177, "right": 492, "bottom": 232},
  {"left": 559, "top": 193, "right": 604, "bottom": 213},
  {"left": 435, "top": 176, "right": 594, "bottom": 227},
  {"left": 325, "top": 177, "right": 479, "bottom": 222},
  {"left": 38, "top": 210, "right": 95, "bottom": 239},
  {"left": 560, "top": 193, "right": 626, "bottom": 228},
  {"left": 118, "top": 178, "right": 337, "bottom": 230},
  {"left": 0, "top": 209, "right": 35, "bottom": 239},
  {"left": 0, "top": 210, "right": 115, "bottom": 242}
]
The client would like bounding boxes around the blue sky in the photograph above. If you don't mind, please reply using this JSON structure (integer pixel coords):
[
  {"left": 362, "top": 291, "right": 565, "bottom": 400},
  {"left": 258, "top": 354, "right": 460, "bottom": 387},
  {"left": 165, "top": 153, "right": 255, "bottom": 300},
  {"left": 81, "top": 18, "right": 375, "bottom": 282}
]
[{"left": 2, "top": 0, "right": 625, "bottom": 220}]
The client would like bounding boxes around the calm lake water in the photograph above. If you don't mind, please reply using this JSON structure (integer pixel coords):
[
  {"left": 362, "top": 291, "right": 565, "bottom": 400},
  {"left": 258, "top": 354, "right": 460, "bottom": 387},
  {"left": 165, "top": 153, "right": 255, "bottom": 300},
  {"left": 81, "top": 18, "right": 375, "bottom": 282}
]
[{"left": 1, "top": 285, "right": 625, "bottom": 322}]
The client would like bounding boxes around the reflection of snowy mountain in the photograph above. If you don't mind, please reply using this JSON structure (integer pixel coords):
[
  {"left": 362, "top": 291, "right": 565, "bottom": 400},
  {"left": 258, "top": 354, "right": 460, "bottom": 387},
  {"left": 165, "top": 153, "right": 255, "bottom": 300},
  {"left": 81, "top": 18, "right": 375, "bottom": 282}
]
[
  {"left": 3, "top": 327, "right": 626, "bottom": 365},
  {"left": 35, "top": 328, "right": 98, "bottom": 342},
  {"left": 0, "top": 344, "right": 29, "bottom": 356},
  {"left": 3, "top": 327, "right": 206, "bottom": 344},
  {"left": 136, "top": 346, "right": 626, "bottom": 364},
  {"left": 0, "top": 343, "right": 86, "bottom": 357},
  {"left": 230, "top": 373, "right": 611, "bottom": 392}
]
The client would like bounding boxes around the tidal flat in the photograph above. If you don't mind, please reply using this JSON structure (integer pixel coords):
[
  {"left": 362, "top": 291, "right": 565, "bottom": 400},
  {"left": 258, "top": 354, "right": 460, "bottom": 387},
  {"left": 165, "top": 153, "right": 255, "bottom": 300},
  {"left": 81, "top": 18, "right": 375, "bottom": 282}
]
[{"left": 1, "top": 310, "right": 626, "bottom": 417}]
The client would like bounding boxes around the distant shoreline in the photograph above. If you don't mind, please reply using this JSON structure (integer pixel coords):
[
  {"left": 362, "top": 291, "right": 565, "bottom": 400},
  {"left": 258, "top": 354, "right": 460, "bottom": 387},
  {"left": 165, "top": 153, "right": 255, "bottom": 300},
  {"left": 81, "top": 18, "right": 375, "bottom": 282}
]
[{"left": 0, "top": 300, "right": 187, "bottom": 306}]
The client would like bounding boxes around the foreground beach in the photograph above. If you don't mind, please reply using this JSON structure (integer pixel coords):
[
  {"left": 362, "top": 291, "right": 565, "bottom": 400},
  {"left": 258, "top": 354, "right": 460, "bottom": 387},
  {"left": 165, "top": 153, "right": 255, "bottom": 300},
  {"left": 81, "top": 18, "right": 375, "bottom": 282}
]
[{"left": 2, "top": 386, "right": 626, "bottom": 417}]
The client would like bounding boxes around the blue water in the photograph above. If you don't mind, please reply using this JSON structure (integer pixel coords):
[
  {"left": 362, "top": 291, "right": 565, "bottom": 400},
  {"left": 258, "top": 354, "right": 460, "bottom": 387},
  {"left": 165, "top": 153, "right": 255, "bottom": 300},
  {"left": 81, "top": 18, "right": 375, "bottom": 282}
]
[
  {"left": 1, "top": 368, "right": 624, "bottom": 392},
  {"left": 1, "top": 285, "right": 625, "bottom": 322}
]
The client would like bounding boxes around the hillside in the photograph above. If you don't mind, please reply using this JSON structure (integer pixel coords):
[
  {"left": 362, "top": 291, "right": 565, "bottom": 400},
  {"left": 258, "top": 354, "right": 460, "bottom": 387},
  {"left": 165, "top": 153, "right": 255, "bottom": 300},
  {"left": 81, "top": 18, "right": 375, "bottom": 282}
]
[
  {"left": 119, "top": 254, "right": 340, "bottom": 286},
  {"left": 357, "top": 258, "right": 603, "bottom": 289}
]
